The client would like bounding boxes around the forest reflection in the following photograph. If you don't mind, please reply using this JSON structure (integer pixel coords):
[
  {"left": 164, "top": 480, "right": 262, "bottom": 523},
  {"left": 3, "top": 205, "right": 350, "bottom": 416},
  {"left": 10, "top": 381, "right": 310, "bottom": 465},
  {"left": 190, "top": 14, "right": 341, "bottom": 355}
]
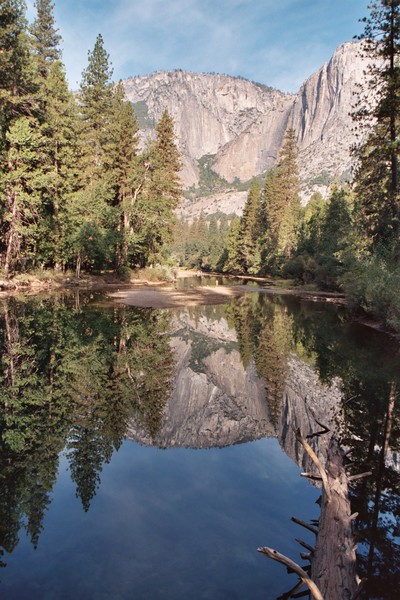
[
  {"left": 0, "top": 293, "right": 174, "bottom": 566},
  {"left": 0, "top": 291, "right": 400, "bottom": 598},
  {"left": 229, "top": 294, "right": 400, "bottom": 598}
]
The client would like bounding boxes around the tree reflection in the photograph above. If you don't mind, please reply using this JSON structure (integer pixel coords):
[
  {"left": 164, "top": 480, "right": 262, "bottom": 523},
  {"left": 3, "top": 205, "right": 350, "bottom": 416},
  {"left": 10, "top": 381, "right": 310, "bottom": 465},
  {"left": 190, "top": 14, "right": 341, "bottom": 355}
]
[
  {"left": 0, "top": 296, "right": 174, "bottom": 558},
  {"left": 226, "top": 295, "right": 293, "bottom": 426},
  {"left": 228, "top": 293, "right": 400, "bottom": 598},
  {"left": 285, "top": 298, "right": 400, "bottom": 599}
]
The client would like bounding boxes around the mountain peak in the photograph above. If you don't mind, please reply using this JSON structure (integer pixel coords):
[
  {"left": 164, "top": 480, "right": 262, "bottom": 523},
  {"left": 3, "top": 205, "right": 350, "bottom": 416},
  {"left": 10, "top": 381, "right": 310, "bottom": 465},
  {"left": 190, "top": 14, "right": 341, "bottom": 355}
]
[{"left": 123, "top": 41, "right": 370, "bottom": 217}]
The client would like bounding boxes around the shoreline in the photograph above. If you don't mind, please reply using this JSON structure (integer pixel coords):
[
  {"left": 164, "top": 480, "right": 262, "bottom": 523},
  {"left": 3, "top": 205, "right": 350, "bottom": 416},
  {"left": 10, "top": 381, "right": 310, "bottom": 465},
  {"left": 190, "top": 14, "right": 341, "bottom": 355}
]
[{"left": 0, "top": 270, "right": 398, "bottom": 341}]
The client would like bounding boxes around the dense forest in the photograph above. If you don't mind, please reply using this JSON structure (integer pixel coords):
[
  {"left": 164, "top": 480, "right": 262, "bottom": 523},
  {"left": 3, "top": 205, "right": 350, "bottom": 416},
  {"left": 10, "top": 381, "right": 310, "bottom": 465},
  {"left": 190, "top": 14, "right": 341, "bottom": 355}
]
[
  {"left": 0, "top": 0, "right": 182, "bottom": 278},
  {"left": 1, "top": 1, "right": 400, "bottom": 331}
]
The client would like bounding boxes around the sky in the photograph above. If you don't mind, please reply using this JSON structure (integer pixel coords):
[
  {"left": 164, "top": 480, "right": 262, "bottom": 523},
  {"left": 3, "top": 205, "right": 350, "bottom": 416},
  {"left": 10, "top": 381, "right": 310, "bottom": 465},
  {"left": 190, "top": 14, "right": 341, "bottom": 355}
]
[{"left": 26, "top": 0, "right": 371, "bottom": 93}]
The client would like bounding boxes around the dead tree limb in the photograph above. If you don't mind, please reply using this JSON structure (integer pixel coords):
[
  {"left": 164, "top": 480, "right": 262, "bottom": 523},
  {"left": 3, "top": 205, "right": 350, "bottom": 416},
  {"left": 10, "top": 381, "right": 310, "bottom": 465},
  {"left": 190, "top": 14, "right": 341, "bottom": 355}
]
[
  {"left": 348, "top": 471, "right": 372, "bottom": 482},
  {"left": 257, "top": 547, "right": 324, "bottom": 600},
  {"left": 306, "top": 418, "right": 330, "bottom": 439},
  {"left": 295, "top": 538, "right": 315, "bottom": 553},
  {"left": 295, "top": 427, "right": 331, "bottom": 503},
  {"left": 291, "top": 516, "right": 318, "bottom": 535},
  {"left": 301, "top": 472, "right": 322, "bottom": 481}
]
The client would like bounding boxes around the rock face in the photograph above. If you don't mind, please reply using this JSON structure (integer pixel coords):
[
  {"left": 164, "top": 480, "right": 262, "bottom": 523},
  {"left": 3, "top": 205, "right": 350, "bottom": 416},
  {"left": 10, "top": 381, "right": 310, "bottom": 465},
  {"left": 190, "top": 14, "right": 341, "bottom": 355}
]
[
  {"left": 277, "top": 355, "right": 343, "bottom": 472},
  {"left": 126, "top": 310, "right": 274, "bottom": 448},
  {"left": 123, "top": 41, "right": 371, "bottom": 214},
  {"left": 123, "top": 71, "right": 292, "bottom": 189},
  {"left": 288, "top": 42, "right": 370, "bottom": 197},
  {"left": 126, "top": 308, "right": 343, "bottom": 464}
]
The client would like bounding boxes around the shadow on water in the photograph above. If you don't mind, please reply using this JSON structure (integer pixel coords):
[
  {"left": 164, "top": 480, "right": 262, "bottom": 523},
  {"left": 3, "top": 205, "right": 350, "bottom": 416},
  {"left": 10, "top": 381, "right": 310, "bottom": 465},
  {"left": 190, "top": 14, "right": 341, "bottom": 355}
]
[{"left": 0, "top": 288, "right": 399, "bottom": 598}]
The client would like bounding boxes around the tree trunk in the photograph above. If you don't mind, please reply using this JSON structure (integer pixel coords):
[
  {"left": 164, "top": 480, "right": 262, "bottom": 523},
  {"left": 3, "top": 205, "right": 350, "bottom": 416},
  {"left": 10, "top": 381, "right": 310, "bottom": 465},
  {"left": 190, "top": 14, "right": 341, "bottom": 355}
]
[
  {"left": 4, "top": 186, "right": 19, "bottom": 276},
  {"left": 311, "top": 437, "right": 358, "bottom": 600},
  {"left": 259, "top": 432, "right": 362, "bottom": 599}
]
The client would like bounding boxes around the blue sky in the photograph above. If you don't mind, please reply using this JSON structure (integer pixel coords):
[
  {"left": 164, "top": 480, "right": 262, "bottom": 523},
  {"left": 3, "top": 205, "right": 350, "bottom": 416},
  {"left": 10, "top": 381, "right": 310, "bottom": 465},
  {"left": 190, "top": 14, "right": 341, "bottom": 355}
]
[{"left": 26, "top": 0, "right": 370, "bottom": 92}]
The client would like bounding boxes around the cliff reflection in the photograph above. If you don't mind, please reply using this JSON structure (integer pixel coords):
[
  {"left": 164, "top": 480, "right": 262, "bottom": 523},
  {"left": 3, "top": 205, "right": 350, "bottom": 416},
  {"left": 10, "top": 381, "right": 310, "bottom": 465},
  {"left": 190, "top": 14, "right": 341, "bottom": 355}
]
[{"left": 1, "top": 291, "right": 399, "bottom": 597}]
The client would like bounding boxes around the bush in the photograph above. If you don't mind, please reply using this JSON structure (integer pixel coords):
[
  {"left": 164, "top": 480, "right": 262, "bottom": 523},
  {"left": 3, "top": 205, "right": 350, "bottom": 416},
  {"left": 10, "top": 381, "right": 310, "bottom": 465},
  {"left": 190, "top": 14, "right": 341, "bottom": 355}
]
[
  {"left": 137, "top": 265, "right": 177, "bottom": 282},
  {"left": 283, "top": 254, "right": 319, "bottom": 284},
  {"left": 344, "top": 256, "right": 400, "bottom": 331}
]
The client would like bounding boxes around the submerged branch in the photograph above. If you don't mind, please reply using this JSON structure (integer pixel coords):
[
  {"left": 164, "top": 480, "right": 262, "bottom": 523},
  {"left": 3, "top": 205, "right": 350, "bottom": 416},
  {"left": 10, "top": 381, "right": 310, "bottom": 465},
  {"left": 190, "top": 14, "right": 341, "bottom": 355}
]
[
  {"left": 257, "top": 547, "right": 324, "bottom": 600},
  {"left": 295, "top": 427, "right": 331, "bottom": 502}
]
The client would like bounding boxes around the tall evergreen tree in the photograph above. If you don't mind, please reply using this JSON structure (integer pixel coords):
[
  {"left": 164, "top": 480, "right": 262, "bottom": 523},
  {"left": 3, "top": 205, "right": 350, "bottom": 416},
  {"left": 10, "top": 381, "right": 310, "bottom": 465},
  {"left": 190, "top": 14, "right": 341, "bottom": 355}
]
[
  {"left": 0, "top": 1, "right": 40, "bottom": 271},
  {"left": 68, "top": 34, "right": 115, "bottom": 275},
  {"left": 259, "top": 130, "right": 301, "bottom": 272},
  {"left": 237, "top": 179, "right": 261, "bottom": 273},
  {"left": 274, "top": 128, "right": 301, "bottom": 261},
  {"left": 108, "top": 81, "right": 139, "bottom": 269},
  {"left": 40, "top": 61, "right": 81, "bottom": 269},
  {"left": 30, "top": 0, "right": 61, "bottom": 79},
  {"left": 132, "top": 109, "right": 182, "bottom": 266},
  {"left": 0, "top": 0, "right": 33, "bottom": 139},
  {"left": 354, "top": 0, "right": 400, "bottom": 262},
  {"left": 79, "top": 33, "right": 114, "bottom": 184},
  {"left": 2, "top": 117, "right": 49, "bottom": 274}
]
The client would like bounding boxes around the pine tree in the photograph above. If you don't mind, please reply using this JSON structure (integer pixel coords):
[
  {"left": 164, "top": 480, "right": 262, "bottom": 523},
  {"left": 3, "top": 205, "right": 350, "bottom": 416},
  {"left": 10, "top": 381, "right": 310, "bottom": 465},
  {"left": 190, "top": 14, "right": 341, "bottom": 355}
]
[
  {"left": 223, "top": 217, "right": 242, "bottom": 273},
  {"left": 354, "top": 0, "right": 400, "bottom": 262},
  {"left": 260, "top": 130, "right": 301, "bottom": 271},
  {"left": 69, "top": 34, "right": 115, "bottom": 275},
  {"left": 237, "top": 180, "right": 261, "bottom": 273},
  {"left": 40, "top": 61, "right": 81, "bottom": 269},
  {"left": 30, "top": 0, "right": 61, "bottom": 79},
  {"left": 0, "top": 1, "right": 40, "bottom": 271},
  {"left": 317, "top": 186, "right": 354, "bottom": 289},
  {"left": 79, "top": 34, "right": 114, "bottom": 184},
  {"left": 108, "top": 81, "right": 139, "bottom": 269},
  {"left": 298, "top": 191, "right": 326, "bottom": 255},
  {"left": 1, "top": 117, "right": 49, "bottom": 274},
  {"left": 0, "top": 0, "right": 33, "bottom": 140},
  {"left": 132, "top": 109, "right": 182, "bottom": 266}
]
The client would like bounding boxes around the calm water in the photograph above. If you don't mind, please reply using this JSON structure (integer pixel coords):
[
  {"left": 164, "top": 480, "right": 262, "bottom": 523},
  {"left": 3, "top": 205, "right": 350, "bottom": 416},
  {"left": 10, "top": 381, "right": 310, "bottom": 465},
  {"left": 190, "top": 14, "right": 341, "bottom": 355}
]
[{"left": 0, "top": 286, "right": 399, "bottom": 599}]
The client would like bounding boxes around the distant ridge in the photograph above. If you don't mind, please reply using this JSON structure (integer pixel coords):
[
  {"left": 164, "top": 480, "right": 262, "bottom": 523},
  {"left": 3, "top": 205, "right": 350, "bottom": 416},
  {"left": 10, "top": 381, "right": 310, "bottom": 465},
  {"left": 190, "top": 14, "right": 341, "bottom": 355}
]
[{"left": 123, "top": 41, "right": 371, "bottom": 218}]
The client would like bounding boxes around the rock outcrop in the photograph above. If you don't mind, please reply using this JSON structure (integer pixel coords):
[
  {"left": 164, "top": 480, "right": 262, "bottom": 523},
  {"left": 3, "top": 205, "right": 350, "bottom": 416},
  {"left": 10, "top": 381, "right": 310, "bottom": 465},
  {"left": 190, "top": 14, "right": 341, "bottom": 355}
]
[
  {"left": 126, "top": 310, "right": 273, "bottom": 448},
  {"left": 123, "top": 41, "right": 371, "bottom": 215},
  {"left": 126, "top": 309, "right": 343, "bottom": 466}
]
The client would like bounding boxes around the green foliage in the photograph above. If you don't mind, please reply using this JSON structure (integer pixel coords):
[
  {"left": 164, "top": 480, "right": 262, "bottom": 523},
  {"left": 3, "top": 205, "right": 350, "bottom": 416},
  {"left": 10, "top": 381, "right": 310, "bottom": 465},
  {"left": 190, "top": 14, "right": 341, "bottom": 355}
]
[
  {"left": 344, "top": 255, "right": 400, "bottom": 331},
  {"left": 196, "top": 154, "right": 230, "bottom": 196},
  {"left": 308, "top": 171, "right": 332, "bottom": 187},
  {"left": 132, "top": 100, "right": 155, "bottom": 129},
  {"left": 353, "top": 0, "right": 400, "bottom": 263},
  {"left": 30, "top": 0, "right": 61, "bottom": 78}
]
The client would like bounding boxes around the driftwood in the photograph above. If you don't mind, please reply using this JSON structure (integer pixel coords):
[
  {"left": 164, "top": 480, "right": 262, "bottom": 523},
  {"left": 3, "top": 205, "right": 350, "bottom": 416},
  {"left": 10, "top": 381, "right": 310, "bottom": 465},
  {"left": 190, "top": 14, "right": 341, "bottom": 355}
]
[
  {"left": 257, "top": 547, "right": 324, "bottom": 600},
  {"left": 258, "top": 425, "right": 365, "bottom": 600},
  {"left": 310, "top": 436, "right": 358, "bottom": 600}
]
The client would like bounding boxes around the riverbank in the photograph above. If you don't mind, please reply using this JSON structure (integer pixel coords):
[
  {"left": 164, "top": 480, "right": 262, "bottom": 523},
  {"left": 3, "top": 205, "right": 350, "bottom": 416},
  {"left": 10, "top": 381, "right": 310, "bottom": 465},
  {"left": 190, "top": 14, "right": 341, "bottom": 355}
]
[{"left": 1, "top": 269, "right": 398, "bottom": 340}]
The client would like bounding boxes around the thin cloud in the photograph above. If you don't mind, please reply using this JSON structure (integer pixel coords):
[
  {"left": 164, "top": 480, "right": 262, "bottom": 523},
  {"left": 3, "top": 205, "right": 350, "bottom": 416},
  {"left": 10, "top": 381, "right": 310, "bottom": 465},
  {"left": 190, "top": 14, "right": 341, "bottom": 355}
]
[{"left": 25, "top": 0, "right": 370, "bottom": 92}]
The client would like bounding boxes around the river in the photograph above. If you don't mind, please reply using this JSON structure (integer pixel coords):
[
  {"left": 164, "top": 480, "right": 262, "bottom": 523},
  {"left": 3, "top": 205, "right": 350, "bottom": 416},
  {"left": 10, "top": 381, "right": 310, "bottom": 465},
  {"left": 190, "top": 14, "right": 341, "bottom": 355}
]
[{"left": 0, "top": 282, "right": 399, "bottom": 599}]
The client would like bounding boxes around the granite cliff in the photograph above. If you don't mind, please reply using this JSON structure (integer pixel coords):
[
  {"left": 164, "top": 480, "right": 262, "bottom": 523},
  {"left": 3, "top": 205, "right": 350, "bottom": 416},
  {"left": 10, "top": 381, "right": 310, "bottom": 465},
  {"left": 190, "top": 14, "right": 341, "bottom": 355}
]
[
  {"left": 123, "top": 41, "right": 371, "bottom": 217},
  {"left": 126, "top": 308, "right": 343, "bottom": 471}
]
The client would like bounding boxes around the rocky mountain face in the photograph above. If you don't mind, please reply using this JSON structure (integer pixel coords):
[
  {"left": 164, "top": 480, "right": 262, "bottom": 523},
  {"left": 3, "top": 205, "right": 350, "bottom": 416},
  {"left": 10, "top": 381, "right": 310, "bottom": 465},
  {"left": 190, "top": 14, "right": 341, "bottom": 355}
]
[
  {"left": 123, "top": 41, "right": 371, "bottom": 216},
  {"left": 126, "top": 309, "right": 274, "bottom": 448},
  {"left": 126, "top": 308, "right": 342, "bottom": 471}
]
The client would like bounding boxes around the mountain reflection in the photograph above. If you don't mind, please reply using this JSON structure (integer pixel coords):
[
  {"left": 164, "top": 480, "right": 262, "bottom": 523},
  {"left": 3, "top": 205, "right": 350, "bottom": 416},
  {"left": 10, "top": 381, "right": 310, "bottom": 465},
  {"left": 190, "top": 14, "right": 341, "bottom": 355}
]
[{"left": 1, "top": 291, "right": 400, "bottom": 598}]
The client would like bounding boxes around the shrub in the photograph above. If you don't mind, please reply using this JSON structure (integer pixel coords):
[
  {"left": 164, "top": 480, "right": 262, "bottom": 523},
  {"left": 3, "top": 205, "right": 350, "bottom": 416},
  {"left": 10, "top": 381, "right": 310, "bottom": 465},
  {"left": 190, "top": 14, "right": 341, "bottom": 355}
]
[
  {"left": 344, "top": 256, "right": 400, "bottom": 331},
  {"left": 138, "top": 265, "right": 177, "bottom": 282}
]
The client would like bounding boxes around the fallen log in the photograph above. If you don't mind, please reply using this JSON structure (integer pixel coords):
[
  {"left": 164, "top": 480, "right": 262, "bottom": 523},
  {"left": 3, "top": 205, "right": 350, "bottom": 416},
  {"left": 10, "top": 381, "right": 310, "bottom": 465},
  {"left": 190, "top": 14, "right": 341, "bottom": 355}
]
[
  {"left": 259, "top": 429, "right": 361, "bottom": 599},
  {"left": 309, "top": 436, "right": 358, "bottom": 600}
]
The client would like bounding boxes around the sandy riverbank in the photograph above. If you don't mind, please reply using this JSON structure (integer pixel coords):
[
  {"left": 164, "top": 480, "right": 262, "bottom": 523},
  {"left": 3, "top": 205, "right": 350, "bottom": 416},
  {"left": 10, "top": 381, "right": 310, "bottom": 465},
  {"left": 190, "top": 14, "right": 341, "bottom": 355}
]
[{"left": 109, "top": 284, "right": 246, "bottom": 308}]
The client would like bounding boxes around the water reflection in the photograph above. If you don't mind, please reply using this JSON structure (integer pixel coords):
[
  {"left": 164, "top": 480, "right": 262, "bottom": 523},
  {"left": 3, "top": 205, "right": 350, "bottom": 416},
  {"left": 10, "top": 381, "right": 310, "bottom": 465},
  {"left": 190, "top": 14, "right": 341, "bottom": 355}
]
[
  {"left": 229, "top": 294, "right": 400, "bottom": 598},
  {"left": 0, "top": 295, "right": 174, "bottom": 566},
  {"left": 0, "top": 290, "right": 399, "bottom": 598}
]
